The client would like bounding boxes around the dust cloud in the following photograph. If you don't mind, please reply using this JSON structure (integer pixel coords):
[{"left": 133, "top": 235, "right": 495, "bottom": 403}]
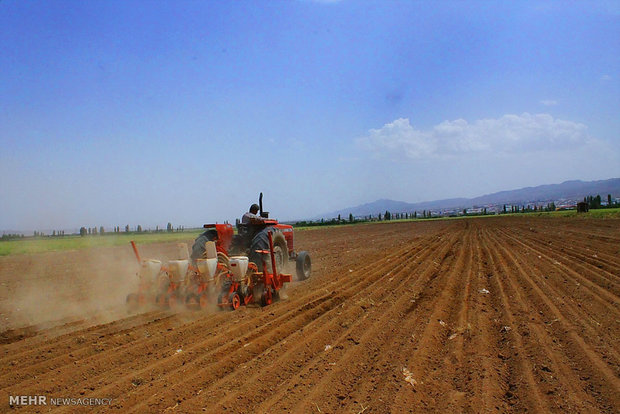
[{"left": 0, "top": 239, "right": 192, "bottom": 335}]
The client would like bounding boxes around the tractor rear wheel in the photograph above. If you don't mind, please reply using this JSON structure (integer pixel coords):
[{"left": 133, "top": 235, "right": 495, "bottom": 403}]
[
  {"left": 295, "top": 251, "right": 311, "bottom": 281},
  {"left": 272, "top": 231, "right": 288, "bottom": 272}
]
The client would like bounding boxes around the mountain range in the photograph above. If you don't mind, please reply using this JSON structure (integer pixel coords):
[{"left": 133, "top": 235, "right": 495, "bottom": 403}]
[{"left": 320, "top": 178, "right": 620, "bottom": 219}]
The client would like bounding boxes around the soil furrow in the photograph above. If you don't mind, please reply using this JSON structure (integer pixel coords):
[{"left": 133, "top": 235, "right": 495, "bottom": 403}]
[
  {"left": 486, "top": 228, "right": 620, "bottom": 411},
  {"left": 503, "top": 227, "right": 620, "bottom": 294},
  {"left": 259, "top": 228, "right": 465, "bottom": 413},
  {"left": 480, "top": 227, "right": 549, "bottom": 412},
  {"left": 1, "top": 217, "right": 618, "bottom": 413},
  {"left": 122, "top": 230, "right": 459, "bottom": 413},
  {"left": 496, "top": 227, "right": 620, "bottom": 312}
]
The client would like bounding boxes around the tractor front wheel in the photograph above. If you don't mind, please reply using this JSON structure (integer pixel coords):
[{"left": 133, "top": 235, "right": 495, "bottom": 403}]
[{"left": 295, "top": 251, "right": 311, "bottom": 281}]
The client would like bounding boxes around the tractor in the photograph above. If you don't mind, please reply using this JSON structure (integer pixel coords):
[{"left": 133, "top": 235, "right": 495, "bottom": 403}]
[
  {"left": 126, "top": 193, "right": 311, "bottom": 311},
  {"left": 190, "top": 193, "right": 311, "bottom": 310},
  {"left": 190, "top": 193, "right": 311, "bottom": 282}
]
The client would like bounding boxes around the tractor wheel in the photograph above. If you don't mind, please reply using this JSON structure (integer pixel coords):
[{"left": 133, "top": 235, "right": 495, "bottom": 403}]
[
  {"left": 272, "top": 231, "right": 288, "bottom": 272},
  {"left": 229, "top": 292, "right": 241, "bottom": 311},
  {"left": 295, "top": 251, "right": 311, "bottom": 281},
  {"left": 126, "top": 293, "right": 139, "bottom": 313},
  {"left": 199, "top": 293, "right": 209, "bottom": 310}
]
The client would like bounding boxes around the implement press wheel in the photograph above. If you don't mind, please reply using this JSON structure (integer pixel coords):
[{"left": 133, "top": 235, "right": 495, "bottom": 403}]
[{"left": 229, "top": 292, "right": 241, "bottom": 311}]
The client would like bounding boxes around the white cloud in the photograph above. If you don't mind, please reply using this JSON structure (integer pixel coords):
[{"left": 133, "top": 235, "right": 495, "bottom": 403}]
[
  {"left": 359, "top": 118, "right": 436, "bottom": 158},
  {"left": 540, "top": 99, "right": 558, "bottom": 106},
  {"left": 600, "top": 74, "right": 612, "bottom": 81},
  {"left": 359, "top": 113, "right": 591, "bottom": 159}
]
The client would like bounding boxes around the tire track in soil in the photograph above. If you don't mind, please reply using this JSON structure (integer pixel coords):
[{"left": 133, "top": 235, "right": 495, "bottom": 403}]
[
  {"left": 119, "top": 228, "right": 462, "bottom": 413},
  {"left": 485, "top": 227, "right": 620, "bottom": 412}
]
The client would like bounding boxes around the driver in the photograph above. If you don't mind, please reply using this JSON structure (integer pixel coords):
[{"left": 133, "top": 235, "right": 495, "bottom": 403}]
[{"left": 242, "top": 204, "right": 266, "bottom": 225}]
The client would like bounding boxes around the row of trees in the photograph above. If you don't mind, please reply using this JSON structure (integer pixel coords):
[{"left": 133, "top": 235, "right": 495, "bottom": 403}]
[
  {"left": 295, "top": 210, "right": 438, "bottom": 227},
  {"left": 584, "top": 194, "right": 617, "bottom": 209},
  {"left": 501, "top": 203, "right": 557, "bottom": 214},
  {"left": 1, "top": 233, "right": 24, "bottom": 240},
  {"left": 78, "top": 222, "right": 185, "bottom": 236},
  {"left": 33, "top": 230, "right": 68, "bottom": 237},
  {"left": 27, "top": 223, "right": 190, "bottom": 238}
]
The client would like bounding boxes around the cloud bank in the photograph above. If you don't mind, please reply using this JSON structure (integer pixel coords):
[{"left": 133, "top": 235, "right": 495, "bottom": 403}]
[{"left": 359, "top": 113, "right": 591, "bottom": 159}]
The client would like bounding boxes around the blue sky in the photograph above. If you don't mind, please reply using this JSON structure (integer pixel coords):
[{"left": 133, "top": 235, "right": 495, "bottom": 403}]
[{"left": 1, "top": 0, "right": 619, "bottom": 231}]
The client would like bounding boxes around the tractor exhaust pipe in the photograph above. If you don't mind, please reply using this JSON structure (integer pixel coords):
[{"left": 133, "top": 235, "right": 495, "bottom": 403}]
[{"left": 259, "top": 192, "right": 269, "bottom": 218}]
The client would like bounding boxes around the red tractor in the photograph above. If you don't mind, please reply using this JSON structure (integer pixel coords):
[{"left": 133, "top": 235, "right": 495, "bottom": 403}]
[
  {"left": 190, "top": 193, "right": 311, "bottom": 310},
  {"left": 126, "top": 194, "right": 311, "bottom": 312},
  {"left": 190, "top": 193, "right": 311, "bottom": 281}
]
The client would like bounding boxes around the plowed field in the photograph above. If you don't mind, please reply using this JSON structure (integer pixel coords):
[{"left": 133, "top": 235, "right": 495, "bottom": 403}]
[{"left": 1, "top": 217, "right": 619, "bottom": 413}]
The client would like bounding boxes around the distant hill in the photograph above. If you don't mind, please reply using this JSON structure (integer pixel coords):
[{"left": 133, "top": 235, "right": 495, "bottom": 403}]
[{"left": 320, "top": 178, "right": 620, "bottom": 219}]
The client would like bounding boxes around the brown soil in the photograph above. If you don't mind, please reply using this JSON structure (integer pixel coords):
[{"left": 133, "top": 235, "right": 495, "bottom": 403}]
[{"left": 0, "top": 217, "right": 618, "bottom": 413}]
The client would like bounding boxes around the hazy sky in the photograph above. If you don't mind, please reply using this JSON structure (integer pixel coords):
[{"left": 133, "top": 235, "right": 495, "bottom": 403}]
[{"left": 1, "top": 0, "right": 619, "bottom": 231}]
